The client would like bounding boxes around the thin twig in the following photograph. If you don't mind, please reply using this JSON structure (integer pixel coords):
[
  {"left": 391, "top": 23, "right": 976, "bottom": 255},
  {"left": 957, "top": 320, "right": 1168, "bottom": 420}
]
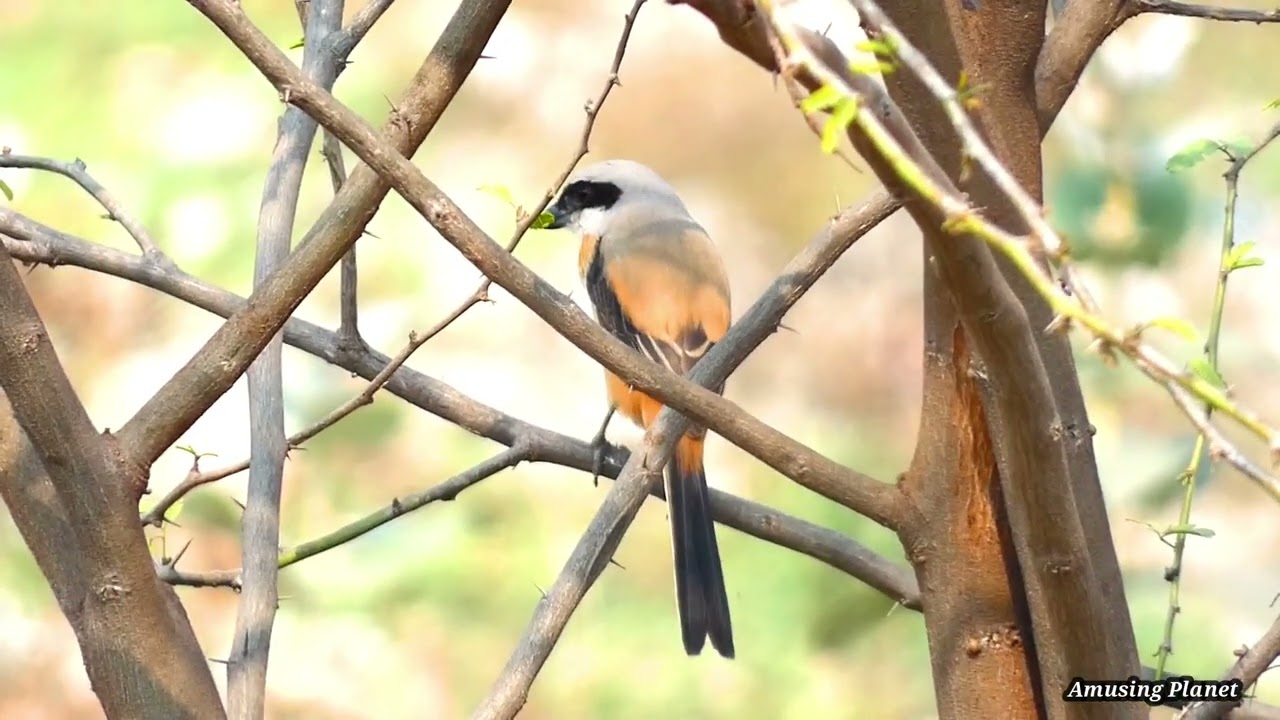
[
  {"left": 320, "top": 132, "right": 362, "bottom": 345},
  {"left": 1155, "top": 122, "right": 1280, "bottom": 679},
  {"left": 333, "top": 0, "right": 397, "bottom": 57},
  {"left": 1182, "top": 613, "right": 1280, "bottom": 720},
  {"left": 1131, "top": 0, "right": 1280, "bottom": 23},
  {"left": 159, "top": 446, "right": 530, "bottom": 589},
  {"left": 0, "top": 152, "right": 163, "bottom": 256}
]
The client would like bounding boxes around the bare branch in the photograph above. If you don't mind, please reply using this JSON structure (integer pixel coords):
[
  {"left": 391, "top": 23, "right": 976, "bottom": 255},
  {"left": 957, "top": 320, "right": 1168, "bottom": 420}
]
[
  {"left": 226, "top": 1, "right": 344, "bottom": 713},
  {"left": 333, "top": 0, "right": 397, "bottom": 57},
  {"left": 159, "top": 445, "right": 530, "bottom": 589},
  {"left": 0, "top": 152, "right": 163, "bottom": 256},
  {"left": 141, "top": 451, "right": 244, "bottom": 527},
  {"left": 475, "top": 407, "right": 685, "bottom": 720},
  {"left": 1183, "top": 613, "right": 1280, "bottom": 720},
  {"left": 0, "top": 243, "right": 223, "bottom": 717},
  {"left": 113, "top": 0, "right": 512, "bottom": 469},
  {"left": 319, "top": 131, "right": 362, "bottom": 345},
  {"left": 1130, "top": 0, "right": 1280, "bottom": 23}
]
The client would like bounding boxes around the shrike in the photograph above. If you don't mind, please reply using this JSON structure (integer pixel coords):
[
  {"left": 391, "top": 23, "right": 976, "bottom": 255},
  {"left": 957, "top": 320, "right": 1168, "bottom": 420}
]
[{"left": 545, "top": 159, "right": 735, "bottom": 658}]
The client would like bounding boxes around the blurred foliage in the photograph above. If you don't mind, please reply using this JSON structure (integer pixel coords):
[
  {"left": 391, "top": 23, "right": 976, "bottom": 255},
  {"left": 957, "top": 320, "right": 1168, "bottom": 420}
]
[
  {"left": 1, "top": 2, "right": 1280, "bottom": 719},
  {"left": 1049, "top": 150, "right": 1194, "bottom": 268}
]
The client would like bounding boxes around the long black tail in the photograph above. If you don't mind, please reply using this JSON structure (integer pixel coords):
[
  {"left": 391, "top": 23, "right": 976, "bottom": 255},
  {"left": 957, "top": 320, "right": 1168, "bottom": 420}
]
[{"left": 666, "top": 436, "right": 734, "bottom": 658}]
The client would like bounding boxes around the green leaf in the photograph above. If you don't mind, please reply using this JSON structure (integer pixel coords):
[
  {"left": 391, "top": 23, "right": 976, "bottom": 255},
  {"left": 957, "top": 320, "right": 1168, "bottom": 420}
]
[
  {"left": 167, "top": 497, "right": 186, "bottom": 522},
  {"left": 477, "top": 184, "right": 517, "bottom": 208},
  {"left": 854, "top": 38, "right": 895, "bottom": 57},
  {"left": 800, "top": 85, "right": 841, "bottom": 114},
  {"left": 532, "top": 211, "right": 556, "bottom": 230},
  {"left": 1162, "top": 524, "right": 1215, "bottom": 539},
  {"left": 289, "top": 37, "right": 305, "bottom": 50},
  {"left": 1165, "top": 139, "right": 1222, "bottom": 173},
  {"left": 0, "top": 178, "right": 11, "bottom": 202},
  {"left": 1225, "top": 241, "right": 1265, "bottom": 271},
  {"left": 1267, "top": 98, "right": 1280, "bottom": 110},
  {"left": 1148, "top": 316, "right": 1198, "bottom": 342},
  {"left": 848, "top": 59, "right": 896, "bottom": 75},
  {"left": 1225, "top": 241, "right": 1256, "bottom": 266},
  {"left": 1188, "top": 357, "right": 1226, "bottom": 389},
  {"left": 821, "top": 98, "right": 859, "bottom": 154}
]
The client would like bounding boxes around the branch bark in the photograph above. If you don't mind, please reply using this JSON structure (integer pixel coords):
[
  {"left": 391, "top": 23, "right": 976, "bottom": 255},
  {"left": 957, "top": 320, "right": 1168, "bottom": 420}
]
[
  {"left": 226, "top": 0, "right": 344, "bottom": 715},
  {"left": 0, "top": 244, "right": 224, "bottom": 718}
]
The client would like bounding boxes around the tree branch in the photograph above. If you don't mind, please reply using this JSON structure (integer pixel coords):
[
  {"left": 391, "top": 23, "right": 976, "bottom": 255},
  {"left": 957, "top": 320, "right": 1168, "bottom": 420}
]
[
  {"left": 226, "top": 0, "right": 344, "bottom": 714},
  {"left": 1183, "top": 612, "right": 1280, "bottom": 720},
  {"left": 0, "top": 153, "right": 164, "bottom": 257},
  {"left": 111, "top": 0, "right": 512, "bottom": 469},
  {"left": 0, "top": 243, "right": 223, "bottom": 717},
  {"left": 1130, "top": 0, "right": 1280, "bottom": 23},
  {"left": 333, "top": 0, "right": 397, "bottom": 58},
  {"left": 156, "top": 444, "right": 532, "bottom": 589}
]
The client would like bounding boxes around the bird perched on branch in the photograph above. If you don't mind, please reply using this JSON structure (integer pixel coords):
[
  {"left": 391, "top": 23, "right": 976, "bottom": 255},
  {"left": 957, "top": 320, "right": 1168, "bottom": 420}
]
[{"left": 544, "top": 159, "right": 735, "bottom": 658}]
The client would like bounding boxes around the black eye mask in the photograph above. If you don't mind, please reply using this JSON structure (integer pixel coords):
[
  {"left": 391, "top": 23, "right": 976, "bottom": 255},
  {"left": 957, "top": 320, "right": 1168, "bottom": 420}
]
[{"left": 546, "top": 180, "right": 622, "bottom": 229}]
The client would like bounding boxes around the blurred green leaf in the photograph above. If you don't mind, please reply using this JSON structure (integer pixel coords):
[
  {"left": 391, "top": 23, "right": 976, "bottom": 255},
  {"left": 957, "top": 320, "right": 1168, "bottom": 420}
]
[
  {"left": 821, "top": 98, "right": 859, "bottom": 154},
  {"left": 1188, "top": 357, "right": 1226, "bottom": 389},
  {"left": 1267, "top": 98, "right": 1280, "bottom": 110},
  {"left": 1162, "top": 524, "right": 1215, "bottom": 539},
  {"left": 799, "top": 85, "right": 840, "bottom": 114},
  {"left": 477, "top": 184, "right": 517, "bottom": 208},
  {"left": 0, "top": 178, "right": 12, "bottom": 201},
  {"left": 1226, "top": 242, "right": 1265, "bottom": 271},
  {"left": 1165, "top": 139, "right": 1223, "bottom": 172},
  {"left": 848, "top": 59, "right": 896, "bottom": 75},
  {"left": 854, "top": 38, "right": 895, "bottom": 57},
  {"left": 533, "top": 211, "right": 555, "bottom": 229},
  {"left": 1148, "top": 316, "right": 1198, "bottom": 342}
]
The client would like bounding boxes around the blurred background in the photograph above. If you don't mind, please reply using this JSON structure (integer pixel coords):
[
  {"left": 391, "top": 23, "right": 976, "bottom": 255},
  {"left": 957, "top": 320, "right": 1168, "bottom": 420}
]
[{"left": 2, "top": 0, "right": 1278, "bottom": 718}]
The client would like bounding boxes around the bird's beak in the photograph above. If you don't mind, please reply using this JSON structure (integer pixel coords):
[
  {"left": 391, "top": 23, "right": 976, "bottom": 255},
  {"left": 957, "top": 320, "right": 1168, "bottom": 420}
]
[{"left": 544, "top": 199, "right": 569, "bottom": 229}]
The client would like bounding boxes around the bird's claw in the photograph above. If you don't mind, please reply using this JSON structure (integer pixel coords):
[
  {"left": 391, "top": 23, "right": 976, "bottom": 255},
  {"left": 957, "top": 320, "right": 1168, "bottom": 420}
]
[{"left": 589, "top": 407, "right": 618, "bottom": 487}]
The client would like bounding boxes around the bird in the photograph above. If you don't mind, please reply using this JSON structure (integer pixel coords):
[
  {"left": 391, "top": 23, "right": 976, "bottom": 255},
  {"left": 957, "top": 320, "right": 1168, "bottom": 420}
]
[{"left": 544, "top": 159, "right": 735, "bottom": 658}]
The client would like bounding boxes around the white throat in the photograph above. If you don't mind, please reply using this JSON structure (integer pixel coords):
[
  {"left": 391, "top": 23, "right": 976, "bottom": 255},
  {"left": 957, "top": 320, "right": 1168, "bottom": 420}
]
[{"left": 572, "top": 207, "right": 610, "bottom": 238}]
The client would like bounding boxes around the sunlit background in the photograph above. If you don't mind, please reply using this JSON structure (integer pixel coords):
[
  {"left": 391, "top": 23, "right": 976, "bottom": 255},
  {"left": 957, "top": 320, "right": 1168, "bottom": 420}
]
[{"left": 2, "top": 1, "right": 1278, "bottom": 718}]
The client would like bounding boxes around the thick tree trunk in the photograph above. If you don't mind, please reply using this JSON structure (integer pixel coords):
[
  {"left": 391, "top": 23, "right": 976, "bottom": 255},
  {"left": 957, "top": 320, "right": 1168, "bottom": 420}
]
[{"left": 884, "top": 1, "right": 1140, "bottom": 718}]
